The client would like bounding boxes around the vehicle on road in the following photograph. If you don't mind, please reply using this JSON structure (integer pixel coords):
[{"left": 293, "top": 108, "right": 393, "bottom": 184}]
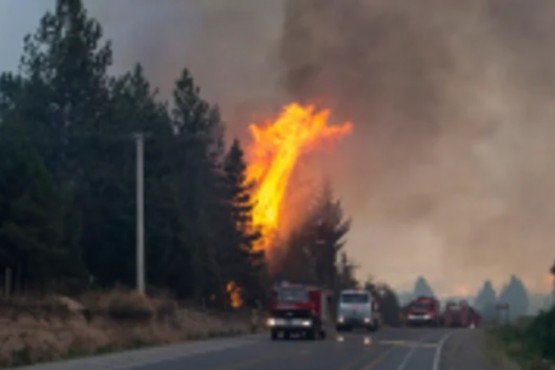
[
  {"left": 406, "top": 296, "right": 441, "bottom": 327},
  {"left": 267, "top": 282, "right": 333, "bottom": 341},
  {"left": 336, "top": 289, "right": 380, "bottom": 332},
  {"left": 442, "top": 301, "right": 481, "bottom": 328}
]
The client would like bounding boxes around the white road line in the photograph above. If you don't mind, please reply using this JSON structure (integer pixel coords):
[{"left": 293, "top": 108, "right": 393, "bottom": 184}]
[
  {"left": 396, "top": 344, "right": 419, "bottom": 370},
  {"left": 396, "top": 333, "right": 430, "bottom": 370},
  {"left": 396, "top": 331, "right": 451, "bottom": 370},
  {"left": 432, "top": 332, "right": 452, "bottom": 370}
]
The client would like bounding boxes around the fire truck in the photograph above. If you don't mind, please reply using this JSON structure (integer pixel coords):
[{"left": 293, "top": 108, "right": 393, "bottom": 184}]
[
  {"left": 266, "top": 282, "right": 333, "bottom": 340},
  {"left": 442, "top": 301, "right": 481, "bottom": 328},
  {"left": 406, "top": 296, "right": 441, "bottom": 327},
  {"left": 336, "top": 289, "right": 380, "bottom": 332}
]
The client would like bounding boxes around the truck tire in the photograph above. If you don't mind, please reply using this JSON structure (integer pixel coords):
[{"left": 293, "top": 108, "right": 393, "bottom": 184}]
[
  {"left": 271, "top": 329, "right": 279, "bottom": 341},
  {"left": 306, "top": 327, "right": 317, "bottom": 340}
]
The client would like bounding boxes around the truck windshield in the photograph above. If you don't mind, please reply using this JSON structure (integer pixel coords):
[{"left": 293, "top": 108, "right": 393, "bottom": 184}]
[
  {"left": 276, "top": 287, "right": 308, "bottom": 303},
  {"left": 411, "top": 302, "right": 433, "bottom": 310},
  {"left": 341, "top": 293, "right": 369, "bottom": 303}
]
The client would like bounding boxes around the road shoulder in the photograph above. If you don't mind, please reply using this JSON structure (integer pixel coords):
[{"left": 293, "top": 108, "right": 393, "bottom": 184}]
[
  {"left": 6, "top": 334, "right": 264, "bottom": 370},
  {"left": 440, "top": 329, "right": 519, "bottom": 370}
]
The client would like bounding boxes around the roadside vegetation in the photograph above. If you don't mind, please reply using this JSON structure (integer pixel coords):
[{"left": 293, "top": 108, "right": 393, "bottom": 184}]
[
  {"left": 0, "top": 290, "right": 251, "bottom": 368},
  {"left": 489, "top": 261, "right": 555, "bottom": 370}
]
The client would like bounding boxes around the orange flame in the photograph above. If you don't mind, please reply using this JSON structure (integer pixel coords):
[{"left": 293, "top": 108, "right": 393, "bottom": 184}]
[
  {"left": 226, "top": 281, "right": 243, "bottom": 309},
  {"left": 246, "top": 103, "right": 352, "bottom": 253}
]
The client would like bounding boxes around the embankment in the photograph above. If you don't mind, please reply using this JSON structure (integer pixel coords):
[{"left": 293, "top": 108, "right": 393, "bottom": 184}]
[{"left": 0, "top": 291, "right": 251, "bottom": 368}]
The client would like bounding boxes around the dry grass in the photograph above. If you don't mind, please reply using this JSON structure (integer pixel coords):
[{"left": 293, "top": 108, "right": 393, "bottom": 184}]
[{"left": 0, "top": 291, "right": 250, "bottom": 368}]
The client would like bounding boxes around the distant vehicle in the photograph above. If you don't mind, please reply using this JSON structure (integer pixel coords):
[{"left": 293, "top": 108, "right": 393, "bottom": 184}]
[
  {"left": 336, "top": 289, "right": 380, "bottom": 332},
  {"left": 442, "top": 301, "right": 481, "bottom": 328},
  {"left": 266, "top": 282, "right": 333, "bottom": 340},
  {"left": 406, "top": 296, "right": 441, "bottom": 327}
]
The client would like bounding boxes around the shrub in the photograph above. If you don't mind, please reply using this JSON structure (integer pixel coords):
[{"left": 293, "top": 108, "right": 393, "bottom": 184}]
[{"left": 107, "top": 291, "right": 154, "bottom": 321}]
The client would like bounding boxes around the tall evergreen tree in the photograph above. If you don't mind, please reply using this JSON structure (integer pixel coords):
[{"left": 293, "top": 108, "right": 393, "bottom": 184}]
[
  {"left": 163, "top": 68, "right": 226, "bottom": 300},
  {"left": 6, "top": 0, "right": 116, "bottom": 287},
  {"left": 475, "top": 280, "right": 497, "bottom": 321},
  {"left": 337, "top": 252, "right": 358, "bottom": 290},
  {"left": 414, "top": 276, "right": 435, "bottom": 297},
  {"left": 0, "top": 121, "right": 84, "bottom": 291},
  {"left": 18, "top": 0, "right": 112, "bottom": 182},
  {"left": 279, "top": 184, "right": 351, "bottom": 289},
  {"left": 221, "top": 139, "right": 264, "bottom": 305},
  {"left": 499, "top": 275, "right": 530, "bottom": 320},
  {"left": 365, "top": 280, "right": 401, "bottom": 327}
]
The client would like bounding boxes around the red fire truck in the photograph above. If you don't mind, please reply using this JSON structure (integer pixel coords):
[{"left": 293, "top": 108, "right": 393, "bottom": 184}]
[
  {"left": 406, "top": 296, "right": 441, "bottom": 327},
  {"left": 267, "top": 282, "right": 333, "bottom": 340},
  {"left": 442, "top": 301, "right": 481, "bottom": 328}
]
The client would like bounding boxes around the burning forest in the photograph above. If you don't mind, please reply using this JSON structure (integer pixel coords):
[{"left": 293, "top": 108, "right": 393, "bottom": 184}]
[{"left": 246, "top": 103, "right": 352, "bottom": 261}]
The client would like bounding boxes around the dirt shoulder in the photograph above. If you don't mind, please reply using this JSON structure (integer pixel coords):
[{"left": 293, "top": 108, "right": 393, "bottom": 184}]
[
  {"left": 441, "top": 329, "right": 520, "bottom": 370},
  {"left": 0, "top": 292, "right": 254, "bottom": 368}
]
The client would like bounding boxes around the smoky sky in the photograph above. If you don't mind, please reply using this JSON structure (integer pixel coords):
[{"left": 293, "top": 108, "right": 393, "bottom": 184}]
[
  {"left": 2, "top": 0, "right": 555, "bottom": 295},
  {"left": 279, "top": 0, "right": 555, "bottom": 295}
]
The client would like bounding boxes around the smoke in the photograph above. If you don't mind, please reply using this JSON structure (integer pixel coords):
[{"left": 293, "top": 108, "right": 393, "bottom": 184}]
[
  {"left": 76, "top": 0, "right": 555, "bottom": 294},
  {"left": 84, "top": 0, "right": 286, "bottom": 140},
  {"left": 280, "top": 0, "right": 555, "bottom": 294}
]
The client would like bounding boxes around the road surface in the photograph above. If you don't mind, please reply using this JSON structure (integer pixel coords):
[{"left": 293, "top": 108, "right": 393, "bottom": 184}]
[{"left": 13, "top": 328, "right": 498, "bottom": 370}]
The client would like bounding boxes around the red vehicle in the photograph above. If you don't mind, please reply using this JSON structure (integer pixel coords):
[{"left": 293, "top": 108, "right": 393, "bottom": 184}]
[
  {"left": 442, "top": 301, "right": 481, "bottom": 328},
  {"left": 267, "top": 282, "right": 333, "bottom": 340},
  {"left": 406, "top": 296, "right": 441, "bottom": 327}
]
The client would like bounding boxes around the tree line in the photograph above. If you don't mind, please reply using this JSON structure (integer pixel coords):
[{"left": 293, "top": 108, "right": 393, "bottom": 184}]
[{"left": 0, "top": 0, "right": 355, "bottom": 308}]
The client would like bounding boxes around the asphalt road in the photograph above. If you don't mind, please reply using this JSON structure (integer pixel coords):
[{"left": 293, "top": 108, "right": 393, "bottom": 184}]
[
  {"left": 143, "top": 328, "right": 452, "bottom": 370},
  {"left": 15, "top": 328, "right": 460, "bottom": 370}
]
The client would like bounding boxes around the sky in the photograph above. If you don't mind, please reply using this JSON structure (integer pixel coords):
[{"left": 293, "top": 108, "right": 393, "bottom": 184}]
[{"left": 1, "top": 0, "right": 555, "bottom": 298}]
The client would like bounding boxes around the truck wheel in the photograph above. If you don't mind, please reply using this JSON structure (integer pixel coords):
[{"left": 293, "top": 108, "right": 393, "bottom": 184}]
[
  {"left": 271, "top": 329, "right": 279, "bottom": 341},
  {"left": 306, "top": 328, "right": 317, "bottom": 340},
  {"left": 320, "top": 329, "right": 326, "bottom": 340}
]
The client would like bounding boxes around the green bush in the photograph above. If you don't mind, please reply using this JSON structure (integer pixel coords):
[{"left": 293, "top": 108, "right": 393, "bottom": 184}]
[
  {"left": 494, "top": 309, "right": 555, "bottom": 369},
  {"left": 526, "top": 307, "right": 555, "bottom": 361}
]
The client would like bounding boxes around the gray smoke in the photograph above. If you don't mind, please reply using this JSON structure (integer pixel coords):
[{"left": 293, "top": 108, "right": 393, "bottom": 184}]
[
  {"left": 71, "top": 0, "right": 555, "bottom": 294},
  {"left": 280, "top": 0, "right": 555, "bottom": 294}
]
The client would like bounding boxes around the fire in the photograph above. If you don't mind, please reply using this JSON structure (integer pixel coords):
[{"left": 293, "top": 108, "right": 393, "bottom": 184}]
[
  {"left": 247, "top": 103, "right": 352, "bottom": 252},
  {"left": 226, "top": 281, "right": 243, "bottom": 309}
]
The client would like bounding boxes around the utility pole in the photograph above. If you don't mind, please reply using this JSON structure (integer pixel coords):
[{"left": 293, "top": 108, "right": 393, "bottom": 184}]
[{"left": 134, "top": 133, "right": 145, "bottom": 295}]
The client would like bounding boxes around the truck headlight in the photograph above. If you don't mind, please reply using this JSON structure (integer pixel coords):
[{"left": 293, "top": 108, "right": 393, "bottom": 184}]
[
  {"left": 267, "top": 318, "right": 276, "bottom": 327},
  {"left": 338, "top": 316, "right": 344, "bottom": 323},
  {"left": 301, "top": 319, "right": 312, "bottom": 327},
  {"left": 364, "top": 317, "right": 371, "bottom": 323}
]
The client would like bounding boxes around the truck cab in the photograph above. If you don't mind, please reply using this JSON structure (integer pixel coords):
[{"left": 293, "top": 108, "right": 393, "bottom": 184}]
[
  {"left": 406, "top": 296, "right": 440, "bottom": 327},
  {"left": 267, "top": 282, "right": 332, "bottom": 340},
  {"left": 336, "top": 289, "right": 379, "bottom": 332},
  {"left": 443, "top": 300, "right": 480, "bottom": 328}
]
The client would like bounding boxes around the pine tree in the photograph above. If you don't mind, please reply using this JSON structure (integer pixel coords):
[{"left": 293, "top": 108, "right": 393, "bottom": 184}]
[
  {"left": 165, "top": 68, "right": 226, "bottom": 301},
  {"left": 414, "top": 276, "right": 435, "bottom": 298},
  {"left": 7, "top": 0, "right": 114, "bottom": 287},
  {"left": 19, "top": 0, "right": 112, "bottom": 181},
  {"left": 499, "top": 275, "right": 530, "bottom": 320},
  {"left": 365, "top": 280, "right": 401, "bottom": 327},
  {"left": 337, "top": 252, "right": 358, "bottom": 290},
  {"left": 0, "top": 121, "right": 85, "bottom": 291},
  {"left": 475, "top": 280, "right": 497, "bottom": 321},
  {"left": 279, "top": 184, "right": 351, "bottom": 289},
  {"left": 221, "top": 139, "right": 264, "bottom": 306}
]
